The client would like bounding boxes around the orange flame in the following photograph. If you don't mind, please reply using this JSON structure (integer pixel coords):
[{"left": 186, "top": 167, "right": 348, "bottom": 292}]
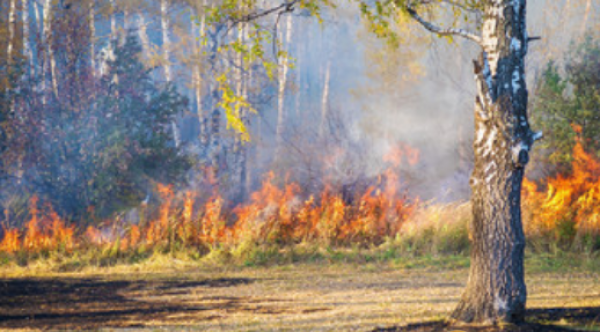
[
  {"left": 523, "top": 141, "right": 600, "bottom": 241},
  {"left": 0, "top": 144, "right": 424, "bottom": 254}
]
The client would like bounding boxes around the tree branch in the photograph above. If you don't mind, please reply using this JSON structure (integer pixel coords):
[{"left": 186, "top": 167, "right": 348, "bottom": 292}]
[
  {"left": 232, "top": 0, "right": 299, "bottom": 25},
  {"left": 406, "top": 6, "right": 482, "bottom": 46},
  {"left": 440, "top": 0, "right": 481, "bottom": 14}
]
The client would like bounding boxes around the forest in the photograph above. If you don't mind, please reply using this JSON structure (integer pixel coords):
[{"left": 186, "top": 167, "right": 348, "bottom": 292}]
[{"left": 0, "top": 0, "right": 600, "bottom": 331}]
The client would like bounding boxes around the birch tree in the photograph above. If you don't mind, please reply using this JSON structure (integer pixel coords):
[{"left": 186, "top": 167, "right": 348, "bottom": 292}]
[
  {"left": 6, "top": 0, "right": 17, "bottom": 108},
  {"left": 43, "top": 0, "right": 58, "bottom": 99},
  {"left": 110, "top": 0, "right": 118, "bottom": 39},
  {"left": 208, "top": 0, "right": 542, "bottom": 325},
  {"left": 400, "top": 0, "right": 540, "bottom": 324},
  {"left": 89, "top": 1, "right": 96, "bottom": 77},
  {"left": 275, "top": 14, "right": 293, "bottom": 152},
  {"left": 23, "top": 0, "right": 34, "bottom": 76},
  {"left": 192, "top": 1, "right": 207, "bottom": 141},
  {"left": 319, "top": 60, "right": 331, "bottom": 138},
  {"left": 137, "top": 13, "right": 151, "bottom": 60},
  {"left": 34, "top": 0, "right": 46, "bottom": 104},
  {"left": 161, "top": 0, "right": 180, "bottom": 147}
]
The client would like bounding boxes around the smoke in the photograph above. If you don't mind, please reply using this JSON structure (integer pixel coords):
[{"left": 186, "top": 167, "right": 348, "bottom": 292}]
[{"left": 2, "top": 0, "right": 599, "bottom": 226}]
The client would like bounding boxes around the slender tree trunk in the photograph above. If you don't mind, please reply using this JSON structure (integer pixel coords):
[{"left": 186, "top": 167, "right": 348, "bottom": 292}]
[
  {"left": 35, "top": 1, "right": 46, "bottom": 105},
  {"left": 275, "top": 14, "right": 293, "bottom": 151},
  {"left": 7, "top": 0, "right": 16, "bottom": 68},
  {"left": 110, "top": 0, "right": 117, "bottom": 40},
  {"left": 161, "top": 0, "right": 180, "bottom": 147},
  {"left": 233, "top": 16, "right": 250, "bottom": 202},
  {"left": 294, "top": 17, "right": 302, "bottom": 117},
  {"left": 137, "top": 13, "right": 151, "bottom": 60},
  {"left": 209, "top": 90, "right": 221, "bottom": 181},
  {"left": 581, "top": 0, "right": 592, "bottom": 34},
  {"left": 319, "top": 60, "right": 331, "bottom": 137},
  {"left": 23, "top": 0, "right": 34, "bottom": 77},
  {"left": 450, "top": 0, "right": 540, "bottom": 324},
  {"left": 89, "top": 1, "right": 96, "bottom": 77},
  {"left": 194, "top": 1, "right": 207, "bottom": 142},
  {"left": 161, "top": 0, "right": 172, "bottom": 82},
  {"left": 43, "top": 0, "right": 59, "bottom": 99},
  {"left": 6, "top": 0, "right": 16, "bottom": 121}
]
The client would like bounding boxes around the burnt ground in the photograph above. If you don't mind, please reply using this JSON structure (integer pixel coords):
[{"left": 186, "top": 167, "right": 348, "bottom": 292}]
[
  {"left": 0, "top": 277, "right": 255, "bottom": 330},
  {"left": 0, "top": 266, "right": 599, "bottom": 331}
]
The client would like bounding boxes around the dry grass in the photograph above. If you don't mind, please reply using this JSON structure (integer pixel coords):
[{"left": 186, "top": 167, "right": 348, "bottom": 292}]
[{"left": 1, "top": 258, "right": 600, "bottom": 332}]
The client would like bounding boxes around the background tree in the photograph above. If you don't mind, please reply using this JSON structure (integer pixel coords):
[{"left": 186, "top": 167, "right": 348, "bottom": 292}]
[{"left": 532, "top": 34, "right": 600, "bottom": 172}]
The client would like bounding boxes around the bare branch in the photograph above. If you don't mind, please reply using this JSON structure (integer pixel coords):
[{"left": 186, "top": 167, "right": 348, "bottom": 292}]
[
  {"left": 232, "top": 0, "right": 299, "bottom": 25},
  {"left": 406, "top": 6, "right": 482, "bottom": 46}
]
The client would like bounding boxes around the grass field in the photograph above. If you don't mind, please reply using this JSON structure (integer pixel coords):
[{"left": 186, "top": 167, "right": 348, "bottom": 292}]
[{"left": 1, "top": 253, "right": 600, "bottom": 332}]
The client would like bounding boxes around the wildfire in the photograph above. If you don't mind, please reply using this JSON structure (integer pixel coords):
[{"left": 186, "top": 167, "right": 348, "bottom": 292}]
[
  {"left": 0, "top": 195, "right": 75, "bottom": 253},
  {"left": 523, "top": 141, "right": 600, "bottom": 242},
  {"left": 0, "top": 144, "right": 422, "bottom": 255}
]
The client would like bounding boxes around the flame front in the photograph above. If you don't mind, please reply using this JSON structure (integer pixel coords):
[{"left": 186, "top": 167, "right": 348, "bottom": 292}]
[{"left": 523, "top": 142, "right": 600, "bottom": 244}]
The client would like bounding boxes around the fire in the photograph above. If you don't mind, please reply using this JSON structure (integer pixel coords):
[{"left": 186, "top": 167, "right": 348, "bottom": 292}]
[
  {"left": 0, "top": 145, "right": 422, "bottom": 255},
  {"left": 0, "top": 195, "right": 76, "bottom": 254},
  {"left": 0, "top": 228, "right": 20, "bottom": 253},
  {"left": 523, "top": 141, "right": 600, "bottom": 242}
]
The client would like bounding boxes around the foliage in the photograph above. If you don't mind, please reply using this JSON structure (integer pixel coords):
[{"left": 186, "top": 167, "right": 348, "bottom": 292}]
[
  {"left": 216, "top": 72, "right": 257, "bottom": 142},
  {"left": 358, "top": 0, "right": 483, "bottom": 47},
  {"left": 2, "top": 35, "right": 192, "bottom": 221},
  {"left": 531, "top": 34, "right": 600, "bottom": 171}
]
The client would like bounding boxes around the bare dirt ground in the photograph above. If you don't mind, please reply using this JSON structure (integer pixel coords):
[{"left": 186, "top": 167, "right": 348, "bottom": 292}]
[{"left": 1, "top": 263, "right": 599, "bottom": 332}]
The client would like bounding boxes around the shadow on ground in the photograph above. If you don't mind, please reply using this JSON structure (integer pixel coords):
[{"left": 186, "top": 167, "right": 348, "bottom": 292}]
[
  {"left": 0, "top": 277, "right": 255, "bottom": 330},
  {"left": 373, "top": 307, "right": 600, "bottom": 332},
  {"left": 1, "top": 276, "right": 598, "bottom": 331}
]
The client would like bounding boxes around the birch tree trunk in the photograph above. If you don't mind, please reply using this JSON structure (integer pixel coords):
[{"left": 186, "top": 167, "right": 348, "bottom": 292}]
[
  {"left": 43, "top": 0, "right": 59, "bottom": 99},
  {"left": 161, "top": 0, "right": 180, "bottom": 147},
  {"left": 233, "top": 17, "right": 249, "bottom": 201},
  {"left": 35, "top": 1, "right": 46, "bottom": 105},
  {"left": 7, "top": 0, "right": 16, "bottom": 68},
  {"left": 448, "top": 0, "right": 540, "bottom": 324},
  {"left": 110, "top": 0, "right": 117, "bottom": 40},
  {"left": 89, "top": 1, "right": 96, "bottom": 77},
  {"left": 581, "top": 0, "right": 592, "bottom": 34},
  {"left": 319, "top": 60, "right": 331, "bottom": 138},
  {"left": 194, "top": 1, "right": 207, "bottom": 141},
  {"left": 137, "top": 13, "right": 151, "bottom": 60},
  {"left": 161, "top": 0, "right": 173, "bottom": 82},
  {"left": 23, "top": 0, "right": 34, "bottom": 77},
  {"left": 6, "top": 0, "right": 16, "bottom": 114},
  {"left": 275, "top": 14, "right": 293, "bottom": 150}
]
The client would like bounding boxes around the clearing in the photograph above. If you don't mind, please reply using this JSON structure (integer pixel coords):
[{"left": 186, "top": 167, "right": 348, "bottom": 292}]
[{"left": 1, "top": 259, "right": 599, "bottom": 331}]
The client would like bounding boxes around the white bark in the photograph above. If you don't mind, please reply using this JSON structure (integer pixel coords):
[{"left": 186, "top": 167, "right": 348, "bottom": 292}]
[
  {"left": 43, "top": 0, "right": 58, "bottom": 99},
  {"left": 319, "top": 60, "right": 331, "bottom": 137},
  {"left": 7, "top": 0, "right": 16, "bottom": 66},
  {"left": 23, "top": 0, "right": 34, "bottom": 75},
  {"left": 161, "top": 0, "right": 172, "bottom": 82},
  {"left": 275, "top": 15, "right": 293, "bottom": 148},
  {"left": 194, "top": 0, "right": 206, "bottom": 124},
  {"left": 137, "top": 14, "right": 151, "bottom": 59},
  {"left": 581, "top": 0, "right": 592, "bottom": 33},
  {"left": 123, "top": 6, "right": 131, "bottom": 45},
  {"left": 35, "top": 1, "right": 46, "bottom": 104},
  {"left": 161, "top": 0, "right": 179, "bottom": 147},
  {"left": 110, "top": 0, "right": 117, "bottom": 40},
  {"left": 6, "top": 0, "right": 16, "bottom": 114},
  {"left": 89, "top": 1, "right": 96, "bottom": 77}
]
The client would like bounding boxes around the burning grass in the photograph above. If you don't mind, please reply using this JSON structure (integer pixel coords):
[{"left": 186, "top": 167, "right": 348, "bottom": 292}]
[
  {"left": 523, "top": 141, "right": 600, "bottom": 252},
  {"left": 2, "top": 143, "right": 600, "bottom": 269}
]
